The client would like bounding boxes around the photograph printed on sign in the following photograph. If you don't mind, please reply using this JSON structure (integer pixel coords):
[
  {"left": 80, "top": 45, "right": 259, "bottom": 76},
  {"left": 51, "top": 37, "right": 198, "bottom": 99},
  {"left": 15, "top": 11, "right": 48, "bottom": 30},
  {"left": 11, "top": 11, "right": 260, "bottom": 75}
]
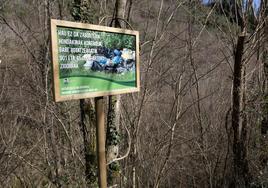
[{"left": 57, "top": 26, "right": 137, "bottom": 96}]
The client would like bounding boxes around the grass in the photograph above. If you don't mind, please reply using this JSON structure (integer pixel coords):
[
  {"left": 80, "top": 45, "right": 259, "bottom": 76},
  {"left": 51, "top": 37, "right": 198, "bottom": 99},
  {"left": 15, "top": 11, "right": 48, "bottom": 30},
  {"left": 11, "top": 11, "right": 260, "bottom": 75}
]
[{"left": 59, "top": 71, "right": 136, "bottom": 95}]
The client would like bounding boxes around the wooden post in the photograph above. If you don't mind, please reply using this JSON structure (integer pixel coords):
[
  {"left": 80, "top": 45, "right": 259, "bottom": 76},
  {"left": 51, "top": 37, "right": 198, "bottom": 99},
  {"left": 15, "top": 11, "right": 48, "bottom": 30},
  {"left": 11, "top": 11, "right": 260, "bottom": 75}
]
[{"left": 95, "top": 97, "right": 107, "bottom": 188}]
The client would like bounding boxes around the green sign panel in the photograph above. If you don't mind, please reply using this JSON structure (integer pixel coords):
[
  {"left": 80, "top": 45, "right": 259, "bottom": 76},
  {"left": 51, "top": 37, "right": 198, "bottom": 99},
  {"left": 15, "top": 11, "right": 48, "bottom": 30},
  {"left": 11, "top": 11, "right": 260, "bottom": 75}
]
[{"left": 51, "top": 19, "right": 140, "bottom": 102}]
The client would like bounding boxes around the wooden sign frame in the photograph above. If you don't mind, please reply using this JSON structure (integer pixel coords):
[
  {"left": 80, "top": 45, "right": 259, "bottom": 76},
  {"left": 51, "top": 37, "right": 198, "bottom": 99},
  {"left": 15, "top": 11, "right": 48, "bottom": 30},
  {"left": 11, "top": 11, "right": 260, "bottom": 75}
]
[{"left": 51, "top": 19, "right": 140, "bottom": 102}]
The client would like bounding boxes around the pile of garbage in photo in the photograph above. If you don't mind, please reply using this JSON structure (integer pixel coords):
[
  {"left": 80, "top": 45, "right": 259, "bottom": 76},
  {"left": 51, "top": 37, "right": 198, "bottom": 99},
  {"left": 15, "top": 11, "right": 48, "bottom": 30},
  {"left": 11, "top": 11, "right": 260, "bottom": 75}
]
[{"left": 83, "top": 47, "right": 136, "bottom": 74}]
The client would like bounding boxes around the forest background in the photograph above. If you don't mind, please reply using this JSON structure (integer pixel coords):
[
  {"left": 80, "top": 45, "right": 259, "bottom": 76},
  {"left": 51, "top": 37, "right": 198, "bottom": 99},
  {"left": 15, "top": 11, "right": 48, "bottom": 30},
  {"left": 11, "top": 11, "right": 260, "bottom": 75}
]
[{"left": 0, "top": 0, "right": 268, "bottom": 187}]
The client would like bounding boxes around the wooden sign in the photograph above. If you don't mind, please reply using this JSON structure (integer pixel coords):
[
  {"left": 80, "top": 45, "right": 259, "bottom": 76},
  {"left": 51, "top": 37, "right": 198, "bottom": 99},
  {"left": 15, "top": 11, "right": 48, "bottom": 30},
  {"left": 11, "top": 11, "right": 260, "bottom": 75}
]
[{"left": 51, "top": 19, "right": 140, "bottom": 102}]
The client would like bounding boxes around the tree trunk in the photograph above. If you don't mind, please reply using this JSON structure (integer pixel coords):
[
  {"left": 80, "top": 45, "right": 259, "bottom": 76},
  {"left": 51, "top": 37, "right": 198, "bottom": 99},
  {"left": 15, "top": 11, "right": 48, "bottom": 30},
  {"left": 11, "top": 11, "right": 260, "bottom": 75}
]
[
  {"left": 79, "top": 99, "right": 97, "bottom": 185},
  {"left": 70, "top": 1, "right": 98, "bottom": 186},
  {"left": 231, "top": 34, "right": 251, "bottom": 187},
  {"left": 260, "top": 0, "right": 268, "bottom": 134},
  {"left": 106, "top": 0, "right": 127, "bottom": 186},
  {"left": 45, "top": 1, "right": 62, "bottom": 186},
  {"left": 260, "top": 0, "right": 268, "bottom": 170}
]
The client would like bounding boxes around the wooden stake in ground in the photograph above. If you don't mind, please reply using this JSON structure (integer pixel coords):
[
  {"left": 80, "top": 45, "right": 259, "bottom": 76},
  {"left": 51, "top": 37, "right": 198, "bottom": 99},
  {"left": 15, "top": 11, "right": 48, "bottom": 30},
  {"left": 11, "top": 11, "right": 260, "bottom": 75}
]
[{"left": 95, "top": 97, "right": 107, "bottom": 188}]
